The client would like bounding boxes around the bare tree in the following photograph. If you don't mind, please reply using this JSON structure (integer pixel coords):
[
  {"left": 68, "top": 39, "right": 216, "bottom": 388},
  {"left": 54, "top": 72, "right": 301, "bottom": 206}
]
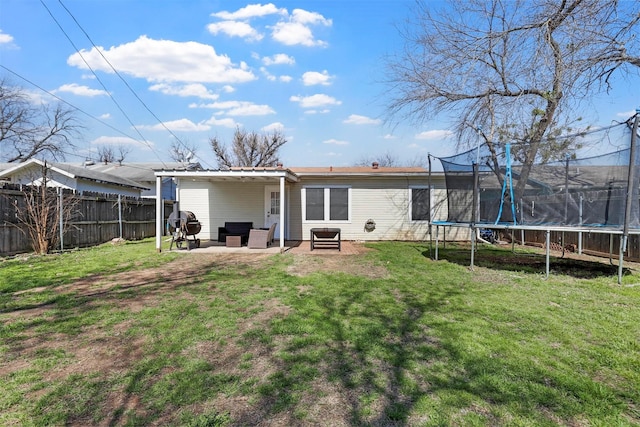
[
  {"left": 96, "top": 144, "right": 131, "bottom": 165},
  {"left": 11, "top": 162, "right": 79, "bottom": 254},
  {"left": 169, "top": 140, "right": 198, "bottom": 163},
  {"left": 355, "top": 150, "right": 429, "bottom": 168},
  {"left": 210, "top": 127, "right": 287, "bottom": 168},
  {"left": 354, "top": 151, "right": 400, "bottom": 167},
  {"left": 386, "top": 0, "right": 640, "bottom": 200},
  {"left": 0, "top": 78, "right": 82, "bottom": 163}
]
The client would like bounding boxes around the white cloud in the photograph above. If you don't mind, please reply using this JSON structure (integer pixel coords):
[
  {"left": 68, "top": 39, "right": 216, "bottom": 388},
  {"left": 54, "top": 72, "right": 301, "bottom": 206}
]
[
  {"left": 323, "top": 138, "right": 349, "bottom": 145},
  {"left": 0, "top": 30, "right": 14, "bottom": 45},
  {"left": 140, "top": 118, "right": 210, "bottom": 132},
  {"left": 271, "top": 9, "right": 332, "bottom": 47},
  {"left": 149, "top": 83, "right": 219, "bottom": 100},
  {"left": 304, "top": 109, "right": 330, "bottom": 115},
  {"left": 194, "top": 100, "right": 275, "bottom": 116},
  {"left": 302, "top": 70, "right": 333, "bottom": 86},
  {"left": 204, "top": 116, "right": 239, "bottom": 128},
  {"left": 67, "top": 35, "right": 256, "bottom": 84},
  {"left": 262, "top": 53, "right": 295, "bottom": 66},
  {"left": 99, "top": 113, "right": 111, "bottom": 120},
  {"left": 279, "top": 75, "right": 293, "bottom": 83},
  {"left": 272, "top": 22, "right": 324, "bottom": 47},
  {"left": 343, "top": 114, "right": 381, "bottom": 125},
  {"left": 291, "top": 9, "right": 331, "bottom": 25},
  {"left": 290, "top": 94, "right": 341, "bottom": 108},
  {"left": 91, "top": 135, "right": 151, "bottom": 148},
  {"left": 414, "top": 130, "right": 454, "bottom": 140},
  {"left": 260, "top": 66, "right": 276, "bottom": 81},
  {"left": 227, "top": 103, "right": 275, "bottom": 116},
  {"left": 207, "top": 21, "right": 263, "bottom": 41},
  {"left": 212, "top": 3, "right": 286, "bottom": 20},
  {"left": 383, "top": 134, "right": 396, "bottom": 139},
  {"left": 262, "top": 122, "right": 285, "bottom": 132},
  {"left": 56, "top": 83, "right": 108, "bottom": 97},
  {"left": 617, "top": 110, "right": 637, "bottom": 118}
]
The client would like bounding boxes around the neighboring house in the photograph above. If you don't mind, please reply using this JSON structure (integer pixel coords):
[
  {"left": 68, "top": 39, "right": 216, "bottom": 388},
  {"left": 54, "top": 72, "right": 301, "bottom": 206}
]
[
  {"left": 0, "top": 158, "right": 149, "bottom": 197},
  {"left": 85, "top": 162, "right": 201, "bottom": 200},
  {"left": 154, "top": 163, "right": 464, "bottom": 250}
]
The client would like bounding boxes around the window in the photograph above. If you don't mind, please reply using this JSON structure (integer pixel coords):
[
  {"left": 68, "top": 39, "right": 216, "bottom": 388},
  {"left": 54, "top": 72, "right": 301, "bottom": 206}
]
[
  {"left": 305, "top": 188, "right": 324, "bottom": 220},
  {"left": 411, "top": 187, "right": 431, "bottom": 221},
  {"left": 304, "top": 187, "right": 350, "bottom": 222}
]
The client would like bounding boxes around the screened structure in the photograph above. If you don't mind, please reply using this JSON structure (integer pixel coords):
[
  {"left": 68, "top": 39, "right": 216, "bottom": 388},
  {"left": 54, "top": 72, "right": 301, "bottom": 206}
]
[{"left": 430, "top": 114, "right": 640, "bottom": 282}]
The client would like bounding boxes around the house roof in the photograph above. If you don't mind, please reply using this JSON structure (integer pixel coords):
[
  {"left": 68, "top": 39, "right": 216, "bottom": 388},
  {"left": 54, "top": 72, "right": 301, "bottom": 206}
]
[
  {"left": 85, "top": 162, "right": 201, "bottom": 182},
  {"left": 0, "top": 159, "right": 150, "bottom": 190},
  {"left": 289, "top": 166, "right": 429, "bottom": 176},
  {"left": 154, "top": 164, "right": 438, "bottom": 181}
]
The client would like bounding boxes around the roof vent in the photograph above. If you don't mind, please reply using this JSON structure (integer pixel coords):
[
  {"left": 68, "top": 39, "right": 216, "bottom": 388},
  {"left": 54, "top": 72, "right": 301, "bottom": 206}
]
[
  {"left": 372, "top": 162, "right": 379, "bottom": 169},
  {"left": 276, "top": 162, "right": 283, "bottom": 169}
]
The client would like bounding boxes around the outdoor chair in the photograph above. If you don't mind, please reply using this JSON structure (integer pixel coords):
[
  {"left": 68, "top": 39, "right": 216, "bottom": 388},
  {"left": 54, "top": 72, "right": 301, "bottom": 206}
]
[{"left": 247, "top": 223, "right": 277, "bottom": 249}]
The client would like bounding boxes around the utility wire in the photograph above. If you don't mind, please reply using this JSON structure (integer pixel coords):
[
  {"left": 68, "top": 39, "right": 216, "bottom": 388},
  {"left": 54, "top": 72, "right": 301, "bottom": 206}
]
[
  {"left": 39, "top": 0, "right": 167, "bottom": 166},
  {"left": 56, "top": 0, "right": 213, "bottom": 169},
  {"left": 0, "top": 64, "right": 152, "bottom": 156}
]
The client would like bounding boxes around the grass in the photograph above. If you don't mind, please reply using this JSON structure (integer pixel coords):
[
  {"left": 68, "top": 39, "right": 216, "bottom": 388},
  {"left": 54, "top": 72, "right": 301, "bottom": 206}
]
[{"left": 1, "top": 239, "right": 639, "bottom": 426}]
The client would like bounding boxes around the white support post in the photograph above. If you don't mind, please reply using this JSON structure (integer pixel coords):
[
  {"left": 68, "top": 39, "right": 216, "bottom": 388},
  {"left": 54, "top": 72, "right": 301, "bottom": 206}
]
[
  {"left": 279, "top": 176, "right": 285, "bottom": 250},
  {"left": 155, "top": 176, "right": 163, "bottom": 252},
  {"left": 59, "top": 188, "right": 64, "bottom": 252}
]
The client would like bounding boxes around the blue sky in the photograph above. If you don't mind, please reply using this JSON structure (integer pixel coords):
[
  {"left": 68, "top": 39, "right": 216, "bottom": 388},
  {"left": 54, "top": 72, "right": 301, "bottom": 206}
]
[{"left": 1, "top": 1, "right": 638, "bottom": 169}]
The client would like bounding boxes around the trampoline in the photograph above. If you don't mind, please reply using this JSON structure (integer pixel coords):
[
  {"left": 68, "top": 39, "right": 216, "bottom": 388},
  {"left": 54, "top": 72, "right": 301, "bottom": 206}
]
[{"left": 429, "top": 113, "right": 640, "bottom": 283}]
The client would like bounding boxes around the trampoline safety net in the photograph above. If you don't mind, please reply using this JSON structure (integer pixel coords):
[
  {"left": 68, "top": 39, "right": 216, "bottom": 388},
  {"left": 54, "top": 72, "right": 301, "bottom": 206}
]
[{"left": 436, "top": 118, "right": 640, "bottom": 229}]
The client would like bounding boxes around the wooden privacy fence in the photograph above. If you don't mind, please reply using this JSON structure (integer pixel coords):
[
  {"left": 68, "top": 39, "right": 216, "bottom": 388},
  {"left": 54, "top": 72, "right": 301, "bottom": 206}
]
[{"left": 1, "top": 184, "right": 173, "bottom": 255}]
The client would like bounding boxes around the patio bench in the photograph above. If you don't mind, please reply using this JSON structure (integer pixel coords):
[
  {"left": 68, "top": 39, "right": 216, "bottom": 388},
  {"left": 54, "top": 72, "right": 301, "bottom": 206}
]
[
  {"left": 310, "top": 227, "right": 341, "bottom": 251},
  {"left": 218, "top": 221, "right": 253, "bottom": 245}
]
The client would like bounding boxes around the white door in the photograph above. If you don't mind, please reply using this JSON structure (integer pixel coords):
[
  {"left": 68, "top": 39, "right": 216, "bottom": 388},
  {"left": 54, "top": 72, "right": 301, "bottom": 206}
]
[{"left": 264, "top": 185, "right": 280, "bottom": 237}]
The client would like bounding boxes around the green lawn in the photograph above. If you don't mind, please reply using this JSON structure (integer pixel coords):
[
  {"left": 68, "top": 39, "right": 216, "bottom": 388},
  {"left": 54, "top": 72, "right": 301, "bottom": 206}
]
[{"left": 1, "top": 240, "right": 639, "bottom": 426}]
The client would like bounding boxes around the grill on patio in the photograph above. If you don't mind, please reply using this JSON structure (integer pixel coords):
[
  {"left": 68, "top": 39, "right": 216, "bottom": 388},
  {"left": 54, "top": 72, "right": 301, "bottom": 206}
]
[{"left": 168, "top": 210, "right": 201, "bottom": 250}]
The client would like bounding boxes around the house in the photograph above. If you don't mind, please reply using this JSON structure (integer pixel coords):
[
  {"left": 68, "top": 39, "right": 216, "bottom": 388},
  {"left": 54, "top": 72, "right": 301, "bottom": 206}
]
[
  {"left": 85, "top": 161, "right": 201, "bottom": 200},
  {"left": 153, "top": 163, "right": 462, "bottom": 251},
  {"left": 0, "top": 158, "right": 149, "bottom": 197}
]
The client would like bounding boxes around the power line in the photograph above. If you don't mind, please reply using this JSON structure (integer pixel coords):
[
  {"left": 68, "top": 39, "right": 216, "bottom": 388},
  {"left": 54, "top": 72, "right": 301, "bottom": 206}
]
[
  {"left": 56, "top": 0, "right": 214, "bottom": 169},
  {"left": 39, "top": 0, "right": 167, "bottom": 166},
  {"left": 0, "top": 64, "right": 154, "bottom": 158}
]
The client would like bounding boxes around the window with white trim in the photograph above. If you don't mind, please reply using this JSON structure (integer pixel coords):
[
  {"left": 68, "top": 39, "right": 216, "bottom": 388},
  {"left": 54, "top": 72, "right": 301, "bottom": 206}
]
[
  {"left": 303, "top": 186, "right": 350, "bottom": 222},
  {"left": 410, "top": 187, "right": 431, "bottom": 221}
]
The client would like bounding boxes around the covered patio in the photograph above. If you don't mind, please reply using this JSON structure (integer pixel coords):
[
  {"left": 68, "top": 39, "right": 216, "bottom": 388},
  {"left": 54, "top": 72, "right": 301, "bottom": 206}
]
[{"left": 154, "top": 167, "right": 298, "bottom": 253}]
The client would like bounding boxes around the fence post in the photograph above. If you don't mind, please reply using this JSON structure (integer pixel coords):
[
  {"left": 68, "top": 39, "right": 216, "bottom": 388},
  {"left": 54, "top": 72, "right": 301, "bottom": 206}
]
[{"left": 118, "top": 194, "right": 123, "bottom": 239}]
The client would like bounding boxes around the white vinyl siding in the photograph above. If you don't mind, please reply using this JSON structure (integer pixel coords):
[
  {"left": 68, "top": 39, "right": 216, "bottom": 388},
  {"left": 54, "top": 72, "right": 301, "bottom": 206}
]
[{"left": 293, "top": 178, "right": 437, "bottom": 241}]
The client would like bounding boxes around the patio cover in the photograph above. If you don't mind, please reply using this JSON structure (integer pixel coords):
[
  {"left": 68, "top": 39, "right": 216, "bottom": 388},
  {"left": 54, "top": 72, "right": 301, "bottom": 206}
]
[{"left": 154, "top": 167, "right": 299, "bottom": 252}]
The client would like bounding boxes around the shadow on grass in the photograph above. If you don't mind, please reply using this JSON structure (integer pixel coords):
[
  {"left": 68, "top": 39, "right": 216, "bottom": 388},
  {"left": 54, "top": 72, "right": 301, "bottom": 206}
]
[
  {"left": 3, "top": 245, "right": 634, "bottom": 425},
  {"left": 227, "top": 253, "right": 632, "bottom": 425},
  {"left": 428, "top": 245, "right": 626, "bottom": 279}
]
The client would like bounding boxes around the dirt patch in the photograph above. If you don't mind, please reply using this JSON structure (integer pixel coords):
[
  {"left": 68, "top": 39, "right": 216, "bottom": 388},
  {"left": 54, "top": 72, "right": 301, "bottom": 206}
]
[
  {"left": 286, "top": 254, "right": 390, "bottom": 279},
  {"left": 4, "top": 250, "right": 408, "bottom": 426},
  {"left": 440, "top": 242, "right": 635, "bottom": 279}
]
